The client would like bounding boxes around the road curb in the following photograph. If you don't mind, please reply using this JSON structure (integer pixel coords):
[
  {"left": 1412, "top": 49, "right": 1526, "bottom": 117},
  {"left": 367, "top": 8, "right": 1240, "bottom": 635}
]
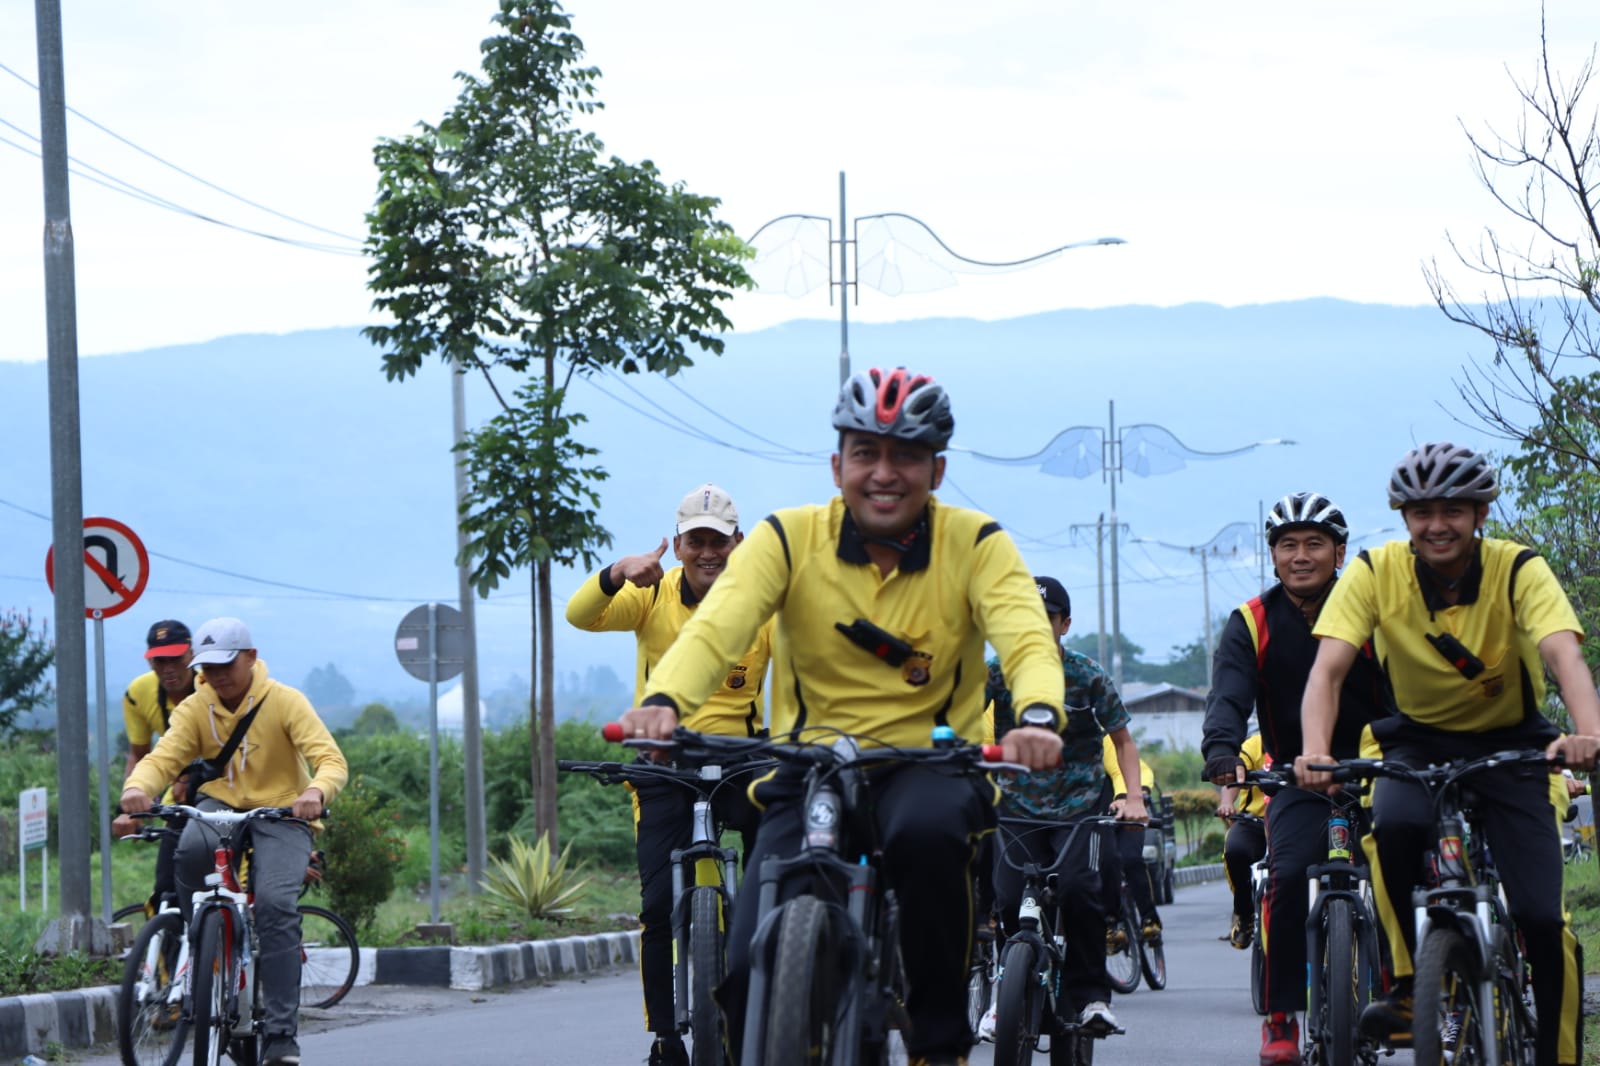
[
  {"left": 0, "top": 930, "right": 641, "bottom": 1058},
  {"left": 1175, "top": 861, "right": 1226, "bottom": 886}
]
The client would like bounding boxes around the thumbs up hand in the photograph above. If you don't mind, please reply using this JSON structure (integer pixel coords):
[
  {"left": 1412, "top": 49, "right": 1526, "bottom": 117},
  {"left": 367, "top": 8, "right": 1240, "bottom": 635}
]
[{"left": 610, "top": 538, "right": 671, "bottom": 588}]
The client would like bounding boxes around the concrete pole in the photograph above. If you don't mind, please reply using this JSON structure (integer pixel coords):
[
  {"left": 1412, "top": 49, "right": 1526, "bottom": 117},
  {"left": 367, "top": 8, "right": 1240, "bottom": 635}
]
[
  {"left": 838, "top": 171, "right": 850, "bottom": 387},
  {"left": 451, "top": 369, "right": 486, "bottom": 894},
  {"left": 1200, "top": 550, "right": 1214, "bottom": 689},
  {"left": 1095, "top": 513, "right": 1107, "bottom": 668},
  {"left": 1107, "top": 400, "right": 1123, "bottom": 690},
  {"left": 35, "top": 0, "right": 93, "bottom": 935}
]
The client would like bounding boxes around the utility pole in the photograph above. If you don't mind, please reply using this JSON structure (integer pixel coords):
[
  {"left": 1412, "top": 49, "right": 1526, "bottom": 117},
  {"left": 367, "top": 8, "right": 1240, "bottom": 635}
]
[
  {"left": 1095, "top": 513, "right": 1107, "bottom": 668},
  {"left": 1105, "top": 401, "right": 1124, "bottom": 689},
  {"left": 451, "top": 369, "right": 486, "bottom": 894},
  {"left": 35, "top": 0, "right": 94, "bottom": 949},
  {"left": 836, "top": 172, "right": 850, "bottom": 386}
]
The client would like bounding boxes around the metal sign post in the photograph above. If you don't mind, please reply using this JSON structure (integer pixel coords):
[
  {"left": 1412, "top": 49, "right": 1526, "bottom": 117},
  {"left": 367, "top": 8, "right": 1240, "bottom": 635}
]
[
  {"left": 395, "top": 603, "right": 465, "bottom": 924},
  {"left": 19, "top": 787, "right": 49, "bottom": 912},
  {"left": 45, "top": 516, "right": 148, "bottom": 926}
]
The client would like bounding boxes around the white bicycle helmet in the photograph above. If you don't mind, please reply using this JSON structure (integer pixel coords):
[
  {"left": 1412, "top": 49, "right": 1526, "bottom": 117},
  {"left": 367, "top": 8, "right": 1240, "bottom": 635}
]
[
  {"left": 1387, "top": 442, "right": 1499, "bottom": 509},
  {"left": 1265, "top": 492, "right": 1349, "bottom": 546},
  {"left": 831, "top": 367, "right": 954, "bottom": 451}
]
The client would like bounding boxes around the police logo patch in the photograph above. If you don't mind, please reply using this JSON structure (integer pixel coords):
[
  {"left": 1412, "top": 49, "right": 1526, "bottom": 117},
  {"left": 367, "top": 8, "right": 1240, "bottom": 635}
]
[
  {"left": 726, "top": 665, "right": 747, "bottom": 690},
  {"left": 903, "top": 652, "right": 933, "bottom": 687}
]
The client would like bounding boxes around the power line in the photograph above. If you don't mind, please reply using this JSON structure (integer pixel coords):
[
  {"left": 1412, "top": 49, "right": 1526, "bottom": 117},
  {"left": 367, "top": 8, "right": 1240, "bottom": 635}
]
[{"left": 0, "top": 59, "right": 362, "bottom": 244}]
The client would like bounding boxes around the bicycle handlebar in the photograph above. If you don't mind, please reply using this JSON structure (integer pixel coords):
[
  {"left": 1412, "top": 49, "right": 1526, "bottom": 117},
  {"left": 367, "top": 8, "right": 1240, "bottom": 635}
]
[
  {"left": 1305, "top": 748, "right": 1561, "bottom": 789},
  {"left": 603, "top": 723, "right": 1026, "bottom": 773}
]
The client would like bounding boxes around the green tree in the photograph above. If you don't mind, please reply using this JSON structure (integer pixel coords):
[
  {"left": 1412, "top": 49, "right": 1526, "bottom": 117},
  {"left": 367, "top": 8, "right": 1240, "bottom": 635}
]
[
  {"left": 0, "top": 610, "right": 53, "bottom": 738},
  {"left": 1426, "top": 24, "right": 1600, "bottom": 690},
  {"left": 363, "top": 0, "right": 751, "bottom": 850},
  {"left": 350, "top": 702, "right": 402, "bottom": 737}
]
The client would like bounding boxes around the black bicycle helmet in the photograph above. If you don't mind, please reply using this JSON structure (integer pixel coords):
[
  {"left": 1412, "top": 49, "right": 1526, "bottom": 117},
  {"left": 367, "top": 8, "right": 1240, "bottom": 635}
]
[
  {"left": 832, "top": 367, "right": 955, "bottom": 452},
  {"left": 1265, "top": 492, "right": 1349, "bottom": 546},
  {"left": 1387, "top": 442, "right": 1499, "bottom": 509}
]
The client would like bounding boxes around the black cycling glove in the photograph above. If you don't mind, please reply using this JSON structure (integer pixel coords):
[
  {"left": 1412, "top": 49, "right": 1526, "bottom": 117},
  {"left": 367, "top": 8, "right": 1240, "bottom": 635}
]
[{"left": 1203, "top": 754, "right": 1245, "bottom": 784}]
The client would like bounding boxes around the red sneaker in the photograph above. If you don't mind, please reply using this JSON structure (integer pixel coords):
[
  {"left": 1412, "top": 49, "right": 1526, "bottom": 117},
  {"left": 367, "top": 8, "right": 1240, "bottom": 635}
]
[{"left": 1259, "top": 1012, "right": 1300, "bottom": 1066}]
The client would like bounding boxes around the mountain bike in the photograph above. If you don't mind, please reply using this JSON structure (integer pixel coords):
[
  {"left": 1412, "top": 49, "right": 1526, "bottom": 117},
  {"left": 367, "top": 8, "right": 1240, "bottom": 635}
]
[
  {"left": 1218, "top": 810, "right": 1269, "bottom": 1016},
  {"left": 115, "top": 817, "right": 359, "bottom": 1017},
  {"left": 991, "top": 814, "right": 1126, "bottom": 1066},
  {"left": 1102, "top": 824, "right": 1165, "bottom": 994},
  {"left": 559, "top": 751, "right": 769, "bottom": 1066},
  {"left": 607, "top": 722, "right": 1015, "bottom": 1066},
  {"left": 1243, "top": 768, "right": 1382, "bottom": 1066},
  {"left": 127, "top": 804, "right": 322, "bottom": 1066},
  {"left": 1310, "top": 750, "right": 1551, "bottom": 1066}
]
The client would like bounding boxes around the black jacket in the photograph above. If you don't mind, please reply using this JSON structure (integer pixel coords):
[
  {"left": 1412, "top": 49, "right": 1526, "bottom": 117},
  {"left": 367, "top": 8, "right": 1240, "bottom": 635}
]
[{"left": 1202, "top": 582, "right": 1392, "bottom": 767}]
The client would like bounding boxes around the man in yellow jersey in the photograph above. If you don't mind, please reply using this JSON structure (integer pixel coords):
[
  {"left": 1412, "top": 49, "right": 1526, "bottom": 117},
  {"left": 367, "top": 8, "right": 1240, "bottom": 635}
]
[
  {"left": 117, "top": 619, "right": 197, "bottom": 908},
  {"left": 619, "top": 368, "right": 1065, "bottom": 1066},
  {"left": 1216, "top": 733, "right": 1268, "bottom": 949},
  {"left": 1295, "top": 443, "right": 1600, "bottom": 1066},
  {"left": 121, "top": 617, "right": 348, "bottom": 1066},
  {"left": 1100, "top": 735, "right": 1162, "bottom": 942},
  {"left": 566, "top": 482, "right": 773, "bottom": 1066}
]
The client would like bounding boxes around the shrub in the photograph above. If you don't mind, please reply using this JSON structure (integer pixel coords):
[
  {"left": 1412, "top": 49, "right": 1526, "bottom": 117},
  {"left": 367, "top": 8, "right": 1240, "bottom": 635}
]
[
  {"left": 319, "top": 776, "right": 407, "bottom": 933},
  {"left": 480, "top": 834, "right": 589, "bottom": 920}
]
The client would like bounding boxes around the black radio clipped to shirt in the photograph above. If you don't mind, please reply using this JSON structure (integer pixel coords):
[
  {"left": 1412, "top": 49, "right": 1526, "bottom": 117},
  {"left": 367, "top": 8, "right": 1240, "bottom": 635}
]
[
  {"left": 1425, "top": 631, "right": 1486, "bottom": 680},
  {"left": 835, "top": 618, "right": 915, "bottom": 668}
]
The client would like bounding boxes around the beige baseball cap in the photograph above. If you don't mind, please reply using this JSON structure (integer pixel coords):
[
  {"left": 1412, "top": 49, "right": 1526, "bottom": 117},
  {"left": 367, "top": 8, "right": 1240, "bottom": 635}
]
[{"left": 676, "top": 483, "right": 739, "bottom": 536}]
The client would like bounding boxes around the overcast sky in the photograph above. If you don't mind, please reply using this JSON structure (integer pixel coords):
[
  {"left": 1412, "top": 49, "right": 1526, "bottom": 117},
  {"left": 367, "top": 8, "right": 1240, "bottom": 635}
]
[{"left": 3, "top": 2, "right": 1598, "bottom": 362}]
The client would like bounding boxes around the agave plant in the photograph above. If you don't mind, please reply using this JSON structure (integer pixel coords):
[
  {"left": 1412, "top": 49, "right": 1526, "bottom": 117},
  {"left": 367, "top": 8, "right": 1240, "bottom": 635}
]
[{"left": 480, "top": 834, "right": 590, "bottom": 920}]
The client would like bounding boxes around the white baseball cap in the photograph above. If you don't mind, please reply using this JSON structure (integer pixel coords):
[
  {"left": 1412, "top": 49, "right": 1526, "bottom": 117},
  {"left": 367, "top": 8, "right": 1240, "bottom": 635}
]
[
  {"left": 675, "top": 483, "right": 739, "bottom": 536},
  {"left": 189, "top": 617, "right": 255, "bottom": 666}
]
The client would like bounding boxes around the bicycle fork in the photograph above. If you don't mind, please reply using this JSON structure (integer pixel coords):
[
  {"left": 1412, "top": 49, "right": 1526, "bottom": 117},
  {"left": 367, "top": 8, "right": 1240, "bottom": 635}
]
[{"left": 669, "top": 797, "right": 740, "bottom": 1033}]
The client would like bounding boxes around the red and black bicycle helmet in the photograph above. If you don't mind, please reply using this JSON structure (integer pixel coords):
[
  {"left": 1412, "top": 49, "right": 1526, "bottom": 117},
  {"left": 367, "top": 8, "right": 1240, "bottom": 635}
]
[{"left": 831, "top": 367, "right": 955, "bottom": 452}]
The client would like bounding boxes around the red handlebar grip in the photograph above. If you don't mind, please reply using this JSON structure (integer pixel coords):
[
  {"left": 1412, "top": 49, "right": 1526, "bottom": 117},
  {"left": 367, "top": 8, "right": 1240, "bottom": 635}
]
[
  {"left": 981, "top": 745, "right": 1005, "bottom": 762},
  {"left": 601, "top": 722, "right": 626, "bottom": 743}
]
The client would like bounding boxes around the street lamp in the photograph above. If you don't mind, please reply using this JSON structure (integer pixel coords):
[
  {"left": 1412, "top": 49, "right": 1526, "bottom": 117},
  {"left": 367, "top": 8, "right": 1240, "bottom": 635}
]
[
  {"left": 965, "top": 399, "right": 1295, "bottom": 688},
  {"left": 1133, "top": 522, "right": 1255, "bottom": 688},
  {"left": 744, "top": 171, "right": 1126, "bottom": 385}
]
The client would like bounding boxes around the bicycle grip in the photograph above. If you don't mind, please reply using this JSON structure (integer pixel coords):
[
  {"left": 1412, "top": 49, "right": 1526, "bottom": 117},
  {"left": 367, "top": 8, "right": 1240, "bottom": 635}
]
[
  {"left": 602, "top": 722, "right": 625, "bottom": 743},
  {"left": 982, "top": 745, "right": 1005, "bottom": 762}
]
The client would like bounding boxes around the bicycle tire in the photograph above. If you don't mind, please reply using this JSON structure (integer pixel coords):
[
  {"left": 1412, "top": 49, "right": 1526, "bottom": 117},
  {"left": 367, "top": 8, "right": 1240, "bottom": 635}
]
[
  {"left": 1137, "top": 925, "right": 1166, "bottom": 991},
  {"left": 189, "top": 908, "right": 231, "bottom": 1066},
  {"left": 297, "top": 904, "right": 359, "bottom": 1009},
  {"left": 762, "top": 896, "right": 845, "bottom": 1066},
  {"left": 992, "top": 939, "right": 1040, "bottom": 1066},
  {"left": 1317, "top": 898, "right": 1358, "bottom": 1066},
  {"left": 1412, "top": 926, "right": 1487, "bottom": 1066},
  {"left": 118, "top": 909, "right": 187, "bottom": 1066},
  {"left": 115, "top": 900, "right": 151, "bottom": 925},
  {"left": 1491, "top": 928, "right": 1534, "bottom": 1066},
  {"left": 1105, "top": 905, "right": 1140, "bottom": 995},
  {"left": 688, "top": 887, "right": 725, "bottom": 1066},
  {"left": 966, "top": 938, "right": 996, "bottom": 1040}
]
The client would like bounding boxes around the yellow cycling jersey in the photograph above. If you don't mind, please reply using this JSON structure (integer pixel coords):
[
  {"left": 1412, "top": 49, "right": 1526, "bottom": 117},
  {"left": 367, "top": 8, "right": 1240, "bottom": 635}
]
[
  {"left": 566, "top": 564, "right": 773, "bottom": 736},
  {"left": 642, "top": 496, "right": 1064, "bottom": 748},
  {"left": 123, "top": 670, "right": 184, "bottom": 747},
  {"left": 1236, "top": 733, "right": 1268, "bottom": 817},
  {"left": 1315, "top": 539, "right": 1581, "bottom": 732},
  {"left": 1102, "top": 736, "right": 1153, "bottom": 801}
]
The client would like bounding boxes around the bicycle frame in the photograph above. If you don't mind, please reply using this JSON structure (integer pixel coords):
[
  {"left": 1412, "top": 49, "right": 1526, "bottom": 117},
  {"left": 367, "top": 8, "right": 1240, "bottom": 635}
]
[{"left": 667, "top": 765, "right": 744, "bottom": 1036}]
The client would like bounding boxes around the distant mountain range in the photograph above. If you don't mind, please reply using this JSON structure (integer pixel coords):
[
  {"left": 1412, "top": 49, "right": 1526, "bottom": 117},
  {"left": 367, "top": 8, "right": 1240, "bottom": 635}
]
[{"left": 0, "top": 299, "right": 1502, "bottom": 714}]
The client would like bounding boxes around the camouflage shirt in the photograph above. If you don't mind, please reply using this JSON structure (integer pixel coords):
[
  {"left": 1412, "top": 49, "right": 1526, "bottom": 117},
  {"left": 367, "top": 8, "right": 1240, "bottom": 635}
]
[{"left": 988, "top": 648, "right": 1131, "bottom": 820}]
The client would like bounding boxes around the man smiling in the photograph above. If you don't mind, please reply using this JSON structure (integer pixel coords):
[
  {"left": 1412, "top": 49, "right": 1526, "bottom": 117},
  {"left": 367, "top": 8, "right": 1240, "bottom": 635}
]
[{"left": 565, "top": 483, "right": 773, "bottom": 1066}]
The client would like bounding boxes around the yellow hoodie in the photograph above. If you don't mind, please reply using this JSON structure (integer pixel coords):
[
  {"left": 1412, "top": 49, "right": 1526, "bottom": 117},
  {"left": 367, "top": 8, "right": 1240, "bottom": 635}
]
[{"left": 124, "top": 659, "right": 347, "bottom": 811}]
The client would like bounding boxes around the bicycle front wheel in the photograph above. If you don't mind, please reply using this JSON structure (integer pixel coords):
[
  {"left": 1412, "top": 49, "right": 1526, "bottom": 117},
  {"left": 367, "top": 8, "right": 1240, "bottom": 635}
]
[
  {"left": 1105, "top": 906, "right": 1140, "bottom": 995},
  {"left": 1138, "top": 926, "right": 1166, "bottom": 991},
  {"left": 1412, "top": 926, "right": 1487, "bottom": 1066},
  {"left": 1491, "top": 928, "right": 1534, "bottom": 1066},
  {"left": 189, "top": 908, "right": 232, "bottom": 1066},
  {"left": 762, "top": 895, "right": 847, "bottom": 1066},
  {"left": 687, "top": 887, "right": 725, "bottom": 1066},
  {"left": 1317, "top": 898, "right": 1359, "bottom": 1066},
  {"left": 297, "top": 904, "right": 360, "bottom": 1009},
  {"left": 967, "top": 936, "right": 997, "bottom": 1041},
  {"left": 118, "top": 909, "right": 187, "bottom": 1066},
  {"left": 993, "top": 939, "right": 1041, "bottom": 1066}
]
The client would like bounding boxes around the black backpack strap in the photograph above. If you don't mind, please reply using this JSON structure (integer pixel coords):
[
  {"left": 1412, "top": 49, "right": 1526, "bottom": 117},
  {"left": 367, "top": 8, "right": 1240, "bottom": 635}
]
[
  {"left": 213, "top": 696, "right": 266, "bottom": 769},
  {"left": 1507, "top": 548, "right": 1539, "bottom": 607}
]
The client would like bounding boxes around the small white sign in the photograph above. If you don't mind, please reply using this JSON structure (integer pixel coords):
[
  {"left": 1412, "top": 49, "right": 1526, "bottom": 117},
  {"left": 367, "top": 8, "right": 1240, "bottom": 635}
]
[
  {"left": 19, "top": 787, "right": 47, "bottom": 851},
  {"left": 396, "top": 636, "right": 419, "bottom": 651}
]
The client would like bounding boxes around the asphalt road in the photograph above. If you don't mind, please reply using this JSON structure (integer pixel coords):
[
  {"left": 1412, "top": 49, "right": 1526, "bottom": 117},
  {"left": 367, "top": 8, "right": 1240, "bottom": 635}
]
[{"left": 73, "top": 878, "right": 1408, "bottom": 1065}]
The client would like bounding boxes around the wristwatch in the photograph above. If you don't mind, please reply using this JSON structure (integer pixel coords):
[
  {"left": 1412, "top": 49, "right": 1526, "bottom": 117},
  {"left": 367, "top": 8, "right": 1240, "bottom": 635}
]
[{"left": 1018, "top": 706, "right": 1058, "bottom": 731}]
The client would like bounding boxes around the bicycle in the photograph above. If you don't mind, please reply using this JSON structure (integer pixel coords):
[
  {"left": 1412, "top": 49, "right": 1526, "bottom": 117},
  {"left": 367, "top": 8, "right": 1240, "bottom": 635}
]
[
  {"left": 1309, "top": 749, "right": 1551, "bottom": 1066},
  {"left": 115, "top": 818, "right": 359, "bottom": 1017},
  {"left": 990, "top": 814, "right": 1126, "bottom": 1066},
  {"left": 558, "top": 751, "right": 769, "bottom": 1066},
  {"left": 1219, "top": 810, "right": 1269, "bottom": 1016},
  {"left": 127, "top": 804, "right": 328, "bottom": 1066},
  {"left": 966, "top": 918, "right": 1000, "bottom": 1042},
  {"left": 607, "top": 722, "right": 1014, "bottom": 1066},
  {"left": 1242, "top": 768, "right": 1383, "bottom": 1066},
  {"left": 1101, "top": 828, "right": 1165, "bottom": 995}
]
